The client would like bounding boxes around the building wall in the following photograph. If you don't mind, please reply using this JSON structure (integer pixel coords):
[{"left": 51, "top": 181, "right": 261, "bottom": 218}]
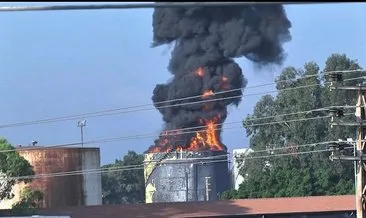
[
  {"left": 0, "top": 147, "right": 102, "bottom": 209},
  {"left": 232, "top": 148, "right": 253, "bottom": 190},
  {"left": 144, "top": 150, "right": 230, "bottom": 203}
]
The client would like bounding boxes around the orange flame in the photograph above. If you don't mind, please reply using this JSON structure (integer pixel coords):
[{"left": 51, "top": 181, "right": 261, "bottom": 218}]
[
  {"left": 149, "top": 129, "right": 184, "bottom": 153},
  {"left": 187, "top": 115, "right": 223, "bottom": 151},
  {"left": 202, "top": 90, "right": 214, "bottom": 99},
  {"left": 148, "top": 115, "right": 224, "bottom": 153},
  {"left": 147, "top": 66, "right": 229, "bottom": 153},
  {"left": 195, "top": 67, "right": 204, "bottom": 77}
]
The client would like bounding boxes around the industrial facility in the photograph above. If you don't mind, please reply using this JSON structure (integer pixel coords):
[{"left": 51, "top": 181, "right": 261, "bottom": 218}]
[
  {"left": 144, "top": 150, "right": 230, "bottom": 203},
  {"left": 0, "top": 146, "right": 102, "bottom": 209}
]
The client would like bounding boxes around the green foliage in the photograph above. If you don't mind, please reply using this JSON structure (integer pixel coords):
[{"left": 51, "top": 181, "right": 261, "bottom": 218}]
[
  {"left": 221, "top": 53, "right": 363, "bottom": 199},
  {"left": 102, "top": 150, "right": 145, "bottom": 204},
  {"left": 0, "top": 138, "right": 35, "bottom": 200},
  {"left": 11, "top": 188, "right": 43, "bottom": 216}
]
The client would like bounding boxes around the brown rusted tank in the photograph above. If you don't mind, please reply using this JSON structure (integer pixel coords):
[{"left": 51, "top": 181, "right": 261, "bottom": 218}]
[{"left": 0, "top": 147, "right": 102, "bottom": 209}]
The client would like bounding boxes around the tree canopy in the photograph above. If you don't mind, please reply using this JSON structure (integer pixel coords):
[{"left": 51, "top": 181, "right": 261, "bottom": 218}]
[
  {"left": 11, "top": 187, "right": 44, "bottom": 216},
  {"left": 222, "top": 53, "right": 363, "bottom": 199},
  {"left": 0, "top": 138, "right": 35, "bottom": 200},
  {"left": 102, "top": 150, "right": 145, "bottom": 204}
]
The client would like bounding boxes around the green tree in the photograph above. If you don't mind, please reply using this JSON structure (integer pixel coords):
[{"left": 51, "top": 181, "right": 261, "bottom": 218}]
[
  {"left": 0, "top": 138, "right": 35, "bottom": 200},
  {"left": 11, "top": 188, "right": 43, "bottom": 216},
  {"left": 222, "top": 53, "right": 362, "bottom": 199},
  {"left": 102, "top": 150, "right": 145, "bottom": 204}
]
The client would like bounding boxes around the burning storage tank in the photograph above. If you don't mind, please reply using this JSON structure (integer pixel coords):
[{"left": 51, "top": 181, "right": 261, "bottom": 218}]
[
  {"left": 146, "top": 3, "right": 291, "bottom": 203},
  {"left": 0, "top": 147, "right": 102, "bottom": 209},
  {"left": 144, "top": 150, "right": 229, "bottom": 203},
  {"left": 144, "top": 115, "right": 231, "bottom": 203}
]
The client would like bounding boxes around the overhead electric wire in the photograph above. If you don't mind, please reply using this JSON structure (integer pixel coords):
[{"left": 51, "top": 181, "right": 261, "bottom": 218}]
[
  {"left": 0, "top": 69, "right": 363, "bottom": 129},
  {"left": 0, "top": 2, "right": 335, "bottom": 12},
  {"left": 244, "top": 105, "right": 357, "bottom": 122},
  {"left": 245, "top": 113, "right": 353, "bottom": 127},
  {"left": 232, "top": 141, "right": 355, "bottom": 184},
  {"left": 2, "top": 145, "right": 353, "bottom": 181},
  {"left": 0, "top": 70, "right": 362, "bottom": 128},
  {"left": 0, "top": 112, "right": 353, "bottom": 154},
  {"left": 21, "top": 114, "right": 355, "bottom": 146}
]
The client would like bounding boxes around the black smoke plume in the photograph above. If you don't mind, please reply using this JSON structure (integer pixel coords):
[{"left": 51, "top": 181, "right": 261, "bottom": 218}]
[{"left": 148, "top": 4, "right": 291, "bottom": 152}]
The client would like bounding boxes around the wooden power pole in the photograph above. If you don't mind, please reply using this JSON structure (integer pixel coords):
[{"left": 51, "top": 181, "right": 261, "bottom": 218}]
[{"left": 327, "top": 72, "right": 366, "bottom": 218}]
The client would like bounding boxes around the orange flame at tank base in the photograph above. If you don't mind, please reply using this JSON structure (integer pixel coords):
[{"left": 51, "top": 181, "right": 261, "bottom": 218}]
[
  {"left": 148, "top": 115, "right": 225, "bottom": 153},
  {"left": 149, "top": 129, "right": 183, "bottom": 153}
]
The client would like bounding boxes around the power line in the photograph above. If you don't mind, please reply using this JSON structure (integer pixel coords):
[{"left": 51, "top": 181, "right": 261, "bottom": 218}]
[
  {"left": 245, "top": 113, "right": 353, "bottom": 128},
  {"left": 0, "top": 70, "right": 363, "bottom": 129},
  {"left": 55, "top": 141, "right": 347, "bottom": 173},
  {"left": 232, "top": 142, "right": 355, "bottom": 185},
  {"left": 57, "top": 113, "right": 351, "bottom": 144},
  {"left": 0, "top": 112, "right": 352, "bottom": 154},
  {"left": 0, "top": 2, "right": 334, "bottom": 12},
  {"left": 0, "top": 147, "right": 333, "bottom": 180},
  {"left": 245, "top": 105, "right": 357, "bottom": 122},
  {"left": 3, "top": 145, "right": 353, "bottom": 181},
  {"left": 1, "top": 70, "right": 362, "bottom": 129}
]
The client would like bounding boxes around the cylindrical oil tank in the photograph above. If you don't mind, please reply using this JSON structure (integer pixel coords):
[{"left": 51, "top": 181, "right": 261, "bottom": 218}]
[
  {"left": 144, "top": 150, "right": 230, "bottom": 203},
  {"left": 0, "top": 147, "right": 102, "bottom": 209}
]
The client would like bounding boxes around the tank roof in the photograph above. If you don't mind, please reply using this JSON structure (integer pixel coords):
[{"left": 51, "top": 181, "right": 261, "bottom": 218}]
[
  {"left": 15, "top": 146, "right": 99, "bottom": 151},
  {"left": 144, "top": 149, "right": 228, "bottom": 163}
]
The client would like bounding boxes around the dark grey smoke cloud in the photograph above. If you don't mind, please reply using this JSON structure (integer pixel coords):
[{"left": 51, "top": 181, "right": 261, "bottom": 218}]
[{"left": 148, "top": 4, "right": 291, "bottom": 152}]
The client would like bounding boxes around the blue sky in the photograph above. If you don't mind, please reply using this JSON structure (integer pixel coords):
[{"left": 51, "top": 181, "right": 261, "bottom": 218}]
[{"left": 0, "top": 3, "right": 365, "bottom": 165}]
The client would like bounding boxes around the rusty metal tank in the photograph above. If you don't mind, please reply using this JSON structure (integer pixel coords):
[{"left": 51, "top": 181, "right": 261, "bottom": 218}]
[
  {"left": 0, "top": 147, "right": 102, "bottom": 209},
  {"left": 144, "top": 150, "right": 230, "bottom": 203}
]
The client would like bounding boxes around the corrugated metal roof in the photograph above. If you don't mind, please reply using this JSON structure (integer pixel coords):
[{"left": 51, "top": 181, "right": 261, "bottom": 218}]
[{"left": 23, "top": 195, "right": 355, "bottom": 218}]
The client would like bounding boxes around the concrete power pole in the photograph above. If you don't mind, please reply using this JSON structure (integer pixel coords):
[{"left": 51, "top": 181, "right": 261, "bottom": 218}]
[
  {"left": 354, "top": 91, "right": 366, "bottom": 218},
  {"left": 327, "top": 72, "right": 366, "bottom": 218}
]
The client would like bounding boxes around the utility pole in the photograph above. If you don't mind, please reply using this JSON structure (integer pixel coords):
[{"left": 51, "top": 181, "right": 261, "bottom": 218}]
[
  {"left": 356, "top": 100, "right": 366, "bottom": 218},
  {"left": 77, "top": 120, "right": 86, "bottom": 147},
  {"left": 327, "top": 71, "right": 366, "bottom": 218}
]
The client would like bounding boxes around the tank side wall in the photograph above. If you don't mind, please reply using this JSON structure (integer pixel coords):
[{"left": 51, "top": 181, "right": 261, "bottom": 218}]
[
  {"left": 195, "top": 151, "right": 229, "bottom": 201},
  {"left": 196, "top": 163, "right": 216, "bottom": 201},
  {"left": 7, "top": 149, "right": 85, "bottom": 208},
  {"left": 151, "top": 164, "right": 189, "bottom": 202},
  {"left": 52, "top": 149, "right": 84, "bottom": 207},
  {"left": 0, "top": 148, "right": 101, "bottom": 208},
  {"left": 144, "top": 151, "right": 229, "bottom": 203},
  {"left": 214, "top": 158, "right": 230, "bottom": 196},
  {"left": 81, "top": 149, "right": 102, "bottom": 205}
]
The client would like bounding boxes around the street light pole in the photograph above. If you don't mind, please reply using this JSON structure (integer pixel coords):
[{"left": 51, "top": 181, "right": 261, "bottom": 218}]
[{"left": 77, "top": 120, "right": 86, "bottom": 147}]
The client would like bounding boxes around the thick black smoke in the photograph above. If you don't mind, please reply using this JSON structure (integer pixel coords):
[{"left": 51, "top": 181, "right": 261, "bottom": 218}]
[{"left": 148, "top": 4, "right": 291, "bottom": 152}]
